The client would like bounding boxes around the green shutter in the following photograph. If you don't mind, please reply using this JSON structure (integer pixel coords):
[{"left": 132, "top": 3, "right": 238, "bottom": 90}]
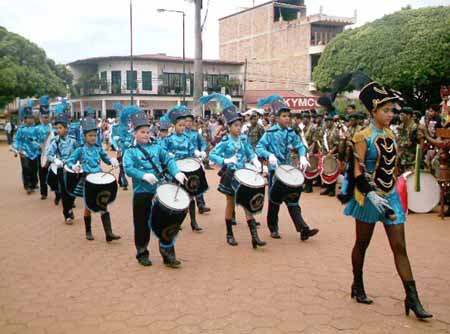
[
  {"left": 142, "top": 71, "right": 152, "bottom": 90},
  {"left": 127, "top": 71, "right": 137, "bottom": 90}
]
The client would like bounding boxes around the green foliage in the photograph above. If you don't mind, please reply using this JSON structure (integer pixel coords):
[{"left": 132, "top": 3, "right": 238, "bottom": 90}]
[
  {"left": 313, "top": 6, "right": 450, "bottom": 111},
  {"left": 0, "top": 26, "right": 70, "bottom": 105}
]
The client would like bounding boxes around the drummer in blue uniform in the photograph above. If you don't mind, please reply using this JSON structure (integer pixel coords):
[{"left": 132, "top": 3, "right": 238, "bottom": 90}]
[
  {"left": 123, "top": 108, "right": 187, "bottom": 267},
  {"left": 14, "top": 101, "right": 40, "bottom": 194},
  {"left": 160, "top": 106, "right": 203, "bottom": 232},
  {"left": 80, "top": 107, "right": 102, "bottom": 146},
  {"left": 256, "top": 95, "right": 319, "bottom": 241},
  {"left": 184, "top": 110, "right": 211, "bottom": 214},
  {"left": 35, "top": 95, "right": 53, "bottom": 200},
  {"left": 156, "top": 115, "right": 171, "bottom": 145},
  {"left": 67, "top": 117, "right": 120, "bottom": 242},
  {"left": 207, "top": 94, "right": 266, "bottom": 249},
  {"left": 46, "top": 112, "right": 78, "bottom": 224}
]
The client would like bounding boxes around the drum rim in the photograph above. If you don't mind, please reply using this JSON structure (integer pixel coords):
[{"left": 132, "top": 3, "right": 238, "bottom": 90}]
[
  {"left": 322, "top": 156, "right": 339, "bottom": 176},
  {"left": 156, "top": 183, "right": 190, "bottom": 210},
  {"left": 274, "top": 165, "right": 304, "bottom": 187},
  {"left": 86, "top": 172, "right": 116, "bottom": 184},
  {"left": 234, "top": 169, "right": 265, "bottom": 188},
  {"left": 176, "top": 158, "right": 201, "bottom": 172},
  {"left": 306, "top": 156, "right": 319, "bottom": 173}
]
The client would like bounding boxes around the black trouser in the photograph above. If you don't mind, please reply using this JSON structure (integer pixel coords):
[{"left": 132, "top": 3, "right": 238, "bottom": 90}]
[
  {"left": 195, "top": 194, "right": 206, "bottom": 207},
  {"left": 267, "top": 201, "right": 306, "bottom": 233},
  {"left": 20, "top": 156, "right": 38, "bottom": 190},
  {"left": 133, "top": 193, "right": 154, "bottom": 258},
  {"left": 6, "top": 133, "right": 13, "bottom": 145},
  {"left": 57, "top": 168, "right": 75, "bottom": 219},
  {"left": 38, "top": 159, "right": 48, "bottom": 197},
  {"left": 117, "top": 156, "right": 128, "bottom": 188}
]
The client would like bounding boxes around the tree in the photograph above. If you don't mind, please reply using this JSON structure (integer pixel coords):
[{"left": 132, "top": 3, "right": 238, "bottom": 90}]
[
  {"left": 312, "top": 6, "right": 450, "bottom": 111},
  {"left": 0, "top": 26, "right": 70, "bottom": 106}
]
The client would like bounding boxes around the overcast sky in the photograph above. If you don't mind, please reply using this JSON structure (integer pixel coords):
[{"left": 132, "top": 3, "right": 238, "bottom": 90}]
[{"left": 0, "top": 0, "right": 448, "bottom": 64}]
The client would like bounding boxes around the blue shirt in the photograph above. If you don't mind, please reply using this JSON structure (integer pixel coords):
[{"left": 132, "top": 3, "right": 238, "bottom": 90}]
[
  {"left": 185, "top": 128, "right": 207, "bottom": 151},
  {"left": 123, "top": 142, "right": 180, "bottom": 194},
  {"left": 68, "top": 122, "right": 82, "bottom": 145},
  {"left": 209, "top": 134, "right": 255, "bottom": 171},
  {"left": 35, "top": 123, "right": 52, "bottom": 146},
  {"left": 14, "top": 125, "right": 40, "bottom": 160},
  {"left": 256, "top": 124, "right": 306, "bottom": 171},
  {"left": 67, "top": 144, "right": 112, "bottom": 173},
  {"left": 46, "top": 135, "right": 78, "bottom": 164},
  {"left": 160, "top": 132, "right": 196, "bottom": 161}
]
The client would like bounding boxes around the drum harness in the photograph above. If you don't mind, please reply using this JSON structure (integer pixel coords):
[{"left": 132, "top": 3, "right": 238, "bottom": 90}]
[{"left": 135, "top": 144, "right": 169, "bottom": 182}]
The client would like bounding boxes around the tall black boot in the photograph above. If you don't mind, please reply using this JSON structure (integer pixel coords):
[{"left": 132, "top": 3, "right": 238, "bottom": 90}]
[
  {"left": 226, "top": 219, "right": 238, "bottom": 246},
  {"left": 247, "top": 220, "right": 266, "bottom": 249},
  {"left": 84, "top": 216, "right": 94, "bottom": 241},
  {"left": 100, "top": 212, "right": 121, "bottom": 242},
  {"left": 403, "top": 280, "right": 432, "bottom": 319},
  {"left": 304, "top": 180, "right": 313, "bottom": 193},
  {"left": 159, "top": 244, "right": 181, "bottom": 268},
  {"left": 351, "top": 273, "right": 373, "bottom": 304},
  {"left": 189, "top": 200, "right": 203, "bottom": 232}
]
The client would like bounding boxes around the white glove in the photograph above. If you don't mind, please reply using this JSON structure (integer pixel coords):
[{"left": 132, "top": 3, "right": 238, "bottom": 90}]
[
  {"left": 366, "top": 191, "right": 392, "bottom": 214},
  {"left": 194, "top": 150, "right": 202, "bottom": 158},
  {"left": 299, "top": 155, "right": 310, "bottom": 171},
  {"left": 268, "top": 154, "right": 278, "bottom": 167},
  {"left": 224, "top": 155, "right": 237, "bottom": 165},
  {"left": 168, "top": 152, "right": 175, "bottom": 158},
  {"left": 251, "top": 156, "right": 262, "bottom": 172},
  {"left": 113, "top": 136, "right": 120, "bottom": 141},
  {"left": 54, "top": 158, "right": 64, "bottom": 168},
  {"left": 199, "top": 151, "right": 207, "bottom": 160},
  {"left": 175, "top": 172, "right": 187, "bottom": 184},
  {"left": 72, "top": 162, "right": 82, "bottom": 173},
  {"left": 110, "top": 157, "right": 119, "bottom": 168},
  {"left": 142, "top": 173, "right": 158, "bottom": 185}
]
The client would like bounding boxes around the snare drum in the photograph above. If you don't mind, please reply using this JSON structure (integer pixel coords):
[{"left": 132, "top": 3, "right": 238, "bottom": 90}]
[
  {"left": 176, "top": 158, "right": 208, "bottom": 196},
  {"left": 398, "top": 171, "right": 440, "bottom": 213},
  {"left": 305, "top": 155, "right": 320, "bottom": 180},
  {"left": 150, "top": 184, "right": 190, "bottom": 245},
  {"left": 64, "top": 165, "right": 84, "bottom": 197},
  {"left": 270, "top": 165, "right": 304, "bottom": 205},
  {"left": 84, "top": 172, "right": 118, "bottom": 212},
  {"left": 321, "top": 155, "right": 340, "bottom": 184},
  {"left": 231, "top": 169, "right": 265, "bottom": 214}
]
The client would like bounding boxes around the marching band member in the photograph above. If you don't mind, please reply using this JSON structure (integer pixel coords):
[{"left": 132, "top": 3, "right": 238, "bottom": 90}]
[
  {"left": 156, "top": 116, "right": 171, "bottom": 145},
  {"left": 299, "top": 110, "right": 315, "bottom": 193},
  {"left": 256, "top": 95, "right": 319, "bottom": 241},
  {"left": 123, "top": 108, "right": 187, "bottom": 267},
  {"left": 343, "top": 81, "right": 432, "bottom": 319},
  {"left": 320, "top": 115, "right": 340, "bottom": 197},
  {"left": 160, "top": 106, "right": 203, "bottom": 232},
  {"left": 14, "top": 101, "right": 40, "bottom": 194},
  {"left": 35, "top": 95, "right": 52, "bottom": 200},
  {"left": 209, "top": 101, "right": 266, "bottom": 249},
  {"left": 67, "top": 117, "right": 120, "bottom": 242},
  {"left": 46, "top": 112, "right": 78, "bottom": 224},
  {"left": 184, "top": 110, "right": 211, "bottom": 214}
]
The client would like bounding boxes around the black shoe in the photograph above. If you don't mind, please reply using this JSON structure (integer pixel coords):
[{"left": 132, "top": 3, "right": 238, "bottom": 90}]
[
  {"left": 226, "top": 220, "right": 238, "bottom": 246},
  {"left": 191, "top": 220, "right": 203, "bottom": 232},
  {"left": 351, "top": 275, "right": 373, "bottom": 304},
  {"left": 40, "top": 195, "right": 47, "bottom": 200},
  {"left": 300, "top": 227, "right": 319, "bottom": 241},
  {"left": 137, "top": 256, "right": 152, "bottom": 267},
  {"left": 320, "top": 188, "right": 330, "bottom": 196},
  {"left": 198, "top": 206, "right": 211, "bottom": 214},
  {"left": 123, "top": 187, "right": 128, "bottom": 191},
  {"left": 248, "top": 220, "right": 266, "bottom": 249},
  {"left": 160, "top": 246, "right": 181, "bottom": 268},
  {"left": 54, "top": 197, "right": 60, "bottom": 205},
  {"left": 231, "top": 219, "right": 237, "bottom": 226},
  {"left": 270, "top": 231, "right": 281, "bottom": 239},
  {"left": 101, "top": 212, "right": 121, "bottom": 242},
  {"left": 84, "top": 216, "right": 94, "bottom": 240},
  {"left": 68, "top": 210, "right": 75, "bottom": 220},
  {"left": 26, "top": 188, "right": 33, "bottom": 195},
  {"left": 403, "top": 280, "right": 433, "bottom": 319}
]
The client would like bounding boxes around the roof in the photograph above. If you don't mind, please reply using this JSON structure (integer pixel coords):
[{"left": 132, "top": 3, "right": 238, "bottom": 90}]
[
  {"left": 68, "top": 54, "right": 244, "bottom": 66},
  {"left": 219, "top": 1, "right": 272, "bottom": 21}
]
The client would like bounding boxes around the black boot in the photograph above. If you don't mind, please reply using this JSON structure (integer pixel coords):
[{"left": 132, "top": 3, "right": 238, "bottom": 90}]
[
  {"left": 351, "top": 274, "right": 373, "bottom": 304},
  {"left": 300, "top": 226, "right": 319, "bottom": 241},
  {"left": 159, "top": 244, "right": 181, "bottom": 268},
  {"left": 84, "top": 216, "right": 94, "bottom": 241},
  {"left": 304, "top": 180, "right": 313, "bottom": 193},
  {"left": 328, "top": 183, "right": 336, "bottom": 197},
  {"left": 54, "top": 192, "right": 61, "bottom": 205},
  {"left": 191, "top": 220, "right": 203, "bottom": 232},
  {"left": 320, "top": 186, "right": 330, "bottom": 195},
  {"left": 226, "top": 219, "right": 238, "bottom": 246},
  {"left": 190, "top": 201, "right": 203, "bottom": 232},
  {"left": 136, "top": 250, "right": 152, "bottom": 266},
  {"left": 247, "top": 220, "right": 266, "bottom": 249},
  {"left": 100, "top": 212, "right": 121, "bottom": 242},
  {"left": 403, "top": 280, "right": 432, "bottom": 319}
]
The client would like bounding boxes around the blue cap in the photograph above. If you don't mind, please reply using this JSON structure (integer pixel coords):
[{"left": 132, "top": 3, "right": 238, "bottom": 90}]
[
  {"left": 167, "top": 105, "right": 188, "bottom": 124},
  {"left": 81, "top": 117, "right": 97, "bottom": 134},
  {"left": 120, "top": 105, "right": 142, "bottom": 125},
  {"left": 131, "top": 111, "right": 150, "bottom": 129},
  {"left": 257, "top": 95, "right": 290, "bottom": 116},
  {"left": 55, "top": 113, "right": 69, "bottom": 126}
]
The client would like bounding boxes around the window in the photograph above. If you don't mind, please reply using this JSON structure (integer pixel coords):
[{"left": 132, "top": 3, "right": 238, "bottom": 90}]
[
  {"left": 111, "top": 71, "right": 121, "bottom": 94},
  {"left": 205, "top": 74, "right": 229, "bottom": 90},
  {"left": 100, "top": 71, "right": 107, "bottom": 91},
  {"left": 142, "top": 71, "right": 152, "bottom": 90},
  {"left": 126, "top": 70, "right": 137, "bottom": 90}
]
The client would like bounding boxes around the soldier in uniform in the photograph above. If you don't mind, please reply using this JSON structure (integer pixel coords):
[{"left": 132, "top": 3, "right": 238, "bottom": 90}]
[
  {"left": 247, "top": 111, "right": 265, "bottom": 149},
  {"left": 300, "top": 111, "right": 316, "bottom": 193},
  {"left": 397, "top": 107, "right": 419, "bottom": 175},
  {"left": 320, "top": 115, "right": 341, "bottom": 196}
]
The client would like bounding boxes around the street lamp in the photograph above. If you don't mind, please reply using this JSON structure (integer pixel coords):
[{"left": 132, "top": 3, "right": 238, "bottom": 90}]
[{"left": 157, "top": 8, "right": 186, "bottom": 104}]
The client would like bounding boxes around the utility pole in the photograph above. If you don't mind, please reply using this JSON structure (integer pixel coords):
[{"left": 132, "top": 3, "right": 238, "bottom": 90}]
[
  {"left": 243, "top": 58, "right": 248, "bottom": 110},
  {"left": 129, "top": 0, "right": 134, "bottom": 105},
  {"left": 193, "top": 0, "right": 203, "bottom": 116}
]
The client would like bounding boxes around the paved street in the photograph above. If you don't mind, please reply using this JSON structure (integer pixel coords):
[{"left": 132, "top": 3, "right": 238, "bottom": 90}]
[{"left": 0, "top": 144, "right": 449, "bottom": 334}]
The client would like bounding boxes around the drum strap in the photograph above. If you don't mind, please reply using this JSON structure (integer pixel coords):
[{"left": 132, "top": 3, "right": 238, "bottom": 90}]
[{"left": 135, "top": 145, "right": 166, "bottom": 179}]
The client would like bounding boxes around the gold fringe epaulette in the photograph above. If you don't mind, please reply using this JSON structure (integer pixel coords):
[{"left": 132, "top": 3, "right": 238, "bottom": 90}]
[{"left": 353, "top": 127, "right": 373, "bottom": 144}]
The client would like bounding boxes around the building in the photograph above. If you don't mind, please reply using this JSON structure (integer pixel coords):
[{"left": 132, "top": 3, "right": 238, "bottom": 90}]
[
  {"left": 67, "top": 54, "right": 245, "bottom": 119},
  {"left": 219, "top": 0, "right": 355, "bottom": 105}
]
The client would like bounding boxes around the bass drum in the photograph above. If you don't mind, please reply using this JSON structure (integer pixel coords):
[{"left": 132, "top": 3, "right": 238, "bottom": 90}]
[
  {"left": 402, "top": 171, "right": 440, "bottom": 213},
  {"left": 321, "top": 155, "right": 340, "bottom": 184},
  {"left": 304, "top": 155, "right": 320, "bottom": 179},
  {"left": 84, "top": 172, "right": 118, "bottom": 212}
]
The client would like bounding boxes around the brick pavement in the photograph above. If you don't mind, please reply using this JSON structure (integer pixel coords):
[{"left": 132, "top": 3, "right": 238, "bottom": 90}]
[{"left": 0, "top": 144, "right": 449, "bottom": 334}]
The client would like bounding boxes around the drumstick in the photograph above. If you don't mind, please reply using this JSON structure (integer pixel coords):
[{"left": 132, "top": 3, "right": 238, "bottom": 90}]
[
  {"left": 102, "top": 166, "right": 115, "bottom": 177},
  {"left": 174, "top": 184, "right": 181, "bottom": 201}
]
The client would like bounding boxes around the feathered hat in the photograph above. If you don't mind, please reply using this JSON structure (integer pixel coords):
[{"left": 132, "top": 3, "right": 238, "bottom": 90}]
[
  {"left": 199, "top": 93, "right": 241, "bottom": 124},
  {"left": 120, "top": 105, "right": 142, "bottom": 126},
  {"left": 166, "top": 105, "right": 188, "bottom": 125},
  {"left": 81, "top": 117, "right": 97, "bottom": 134},
  {"left": 257, "top": 95, "right": 290, "bottom": 116},
  {"left": 113, "top": 103, "right": 124, "bottom": 117},
  {"left": 39, "top": 95, "right": 50, "bottom": 115},
  {"left": 19, "top": 100, "right": 35, "bottom": 120}
]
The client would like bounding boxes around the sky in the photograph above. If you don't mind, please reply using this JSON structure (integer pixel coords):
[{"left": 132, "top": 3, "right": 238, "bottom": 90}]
[{"left": 0, "top": 0, "right": 448, "bottom": 64}]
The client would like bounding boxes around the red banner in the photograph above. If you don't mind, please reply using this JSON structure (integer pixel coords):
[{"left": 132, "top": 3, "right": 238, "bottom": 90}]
[{"left": 284, "top": 97, "right": 319, "bottom": 110}]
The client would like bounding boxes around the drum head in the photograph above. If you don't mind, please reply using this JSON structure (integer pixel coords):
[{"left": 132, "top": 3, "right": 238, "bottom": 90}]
[
  {"left": 275, "top": 165, "right": 304, "bottom": 187},
  {"left": 177, "top": 158, "right": 201, "bottom": 172},
  {"left": 234, "top": 169, "right": 265, "bottom": 188},
  {"left": 406, "top": 172, "right": 440, "bottom": 213},
  {"left": 323, "top": 156, "right": 338, "bottom": 175},
  {"left": 156, "top": 184, "right": 190, "bottom": 211},
  {"left": 86, "top": 172, "right": 116, "bottom": 185},
  {"left": 244, "top": 163, "right": 259, "bottom": 173}
]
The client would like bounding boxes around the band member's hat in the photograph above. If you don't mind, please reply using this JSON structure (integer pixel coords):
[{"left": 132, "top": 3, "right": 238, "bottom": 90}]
[
  {"left": 131, "top": 111, "right": 150, "bottom": 130},
  {"left": 222, "top": 105, "right": 242, "bottom": 125},
  {"left": 39, "top": 95, "right": 50, "bottom": 116},
  {"left": 84, "top": 106, "right": 97, "bottom": 118},
  {"left": 401, "top": 106, "right": 413, "bottom": 114},
  {"left": 258, "top": 95, "right": 290, "bottom": 116},
  {"left": 359, "top": 82, "right": 401, "bottom": 112},
  {"left": 55, "top": 113, "right": 69, "bottom": 126},
  {"left": 81, "top": 117, "right": 97, "bottom": 134}
]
